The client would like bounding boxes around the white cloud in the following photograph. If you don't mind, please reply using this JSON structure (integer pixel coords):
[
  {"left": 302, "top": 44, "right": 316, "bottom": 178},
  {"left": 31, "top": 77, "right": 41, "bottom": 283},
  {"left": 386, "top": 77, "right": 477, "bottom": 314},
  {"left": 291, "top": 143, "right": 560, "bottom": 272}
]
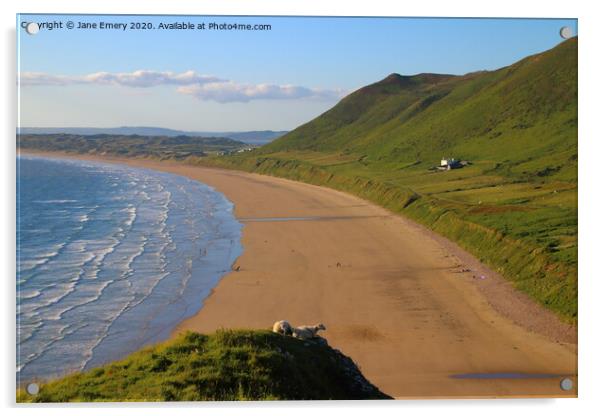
[
  {"left": 19, "top": 72, "right": 79, "bottom": 86},
  {"left": 177, "top": 81, "right": 344, "bottom": 103},
  {"left": 82, "top": 70, "right": 222, "bottom": 87},
  {"left": 19, "top": 70, "right": 346, "bottom": 103},
  {"left": 19, "top": 70, "right": 221, "bottom": 87}
]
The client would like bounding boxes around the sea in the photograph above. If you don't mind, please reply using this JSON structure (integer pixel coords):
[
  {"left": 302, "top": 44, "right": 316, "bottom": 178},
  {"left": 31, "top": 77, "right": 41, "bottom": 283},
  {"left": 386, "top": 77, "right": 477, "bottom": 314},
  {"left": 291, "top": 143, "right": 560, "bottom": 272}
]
[{"left": 16, "top": 155, "right": 243, "bottom": 383}]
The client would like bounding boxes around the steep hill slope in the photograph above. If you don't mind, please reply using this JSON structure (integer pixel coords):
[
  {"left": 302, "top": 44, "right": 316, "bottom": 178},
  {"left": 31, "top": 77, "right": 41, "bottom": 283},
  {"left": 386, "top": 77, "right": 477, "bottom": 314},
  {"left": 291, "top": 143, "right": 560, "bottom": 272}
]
[
  {"left": 264, "top": 37, "right": 576, "bottom": 179},
  {"left": 201, "top": 38, "right": 577, "bottom": 322}
]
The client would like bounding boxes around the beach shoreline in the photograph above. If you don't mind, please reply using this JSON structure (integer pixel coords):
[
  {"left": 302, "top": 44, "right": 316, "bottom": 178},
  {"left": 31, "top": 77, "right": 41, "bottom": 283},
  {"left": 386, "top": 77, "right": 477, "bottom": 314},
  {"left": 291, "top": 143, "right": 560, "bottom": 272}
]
[{"left": 18, "top": 151, "right": 577, "bottom": 398}]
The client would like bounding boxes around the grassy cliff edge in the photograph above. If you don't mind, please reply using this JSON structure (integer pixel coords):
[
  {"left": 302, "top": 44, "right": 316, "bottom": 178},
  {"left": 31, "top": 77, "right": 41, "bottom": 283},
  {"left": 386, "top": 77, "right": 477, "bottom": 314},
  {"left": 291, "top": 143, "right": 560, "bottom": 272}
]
[{"left": 18, "top": 330, "right": 390, "bottom": 402}]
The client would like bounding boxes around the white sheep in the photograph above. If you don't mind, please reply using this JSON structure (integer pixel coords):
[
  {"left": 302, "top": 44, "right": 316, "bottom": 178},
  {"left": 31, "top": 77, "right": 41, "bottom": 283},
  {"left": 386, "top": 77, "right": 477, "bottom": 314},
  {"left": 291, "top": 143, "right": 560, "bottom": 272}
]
[
  {"left": 272, "top": 320, "right": 293, "bottom": 336},
  {"left": 291, "top": 323, "right": 326, "bottom": 340}
]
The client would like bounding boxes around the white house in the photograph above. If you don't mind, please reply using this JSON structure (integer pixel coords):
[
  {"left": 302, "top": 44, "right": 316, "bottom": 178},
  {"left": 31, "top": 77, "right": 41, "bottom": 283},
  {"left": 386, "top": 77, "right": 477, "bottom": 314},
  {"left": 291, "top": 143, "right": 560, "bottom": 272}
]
[{"left": 440, "top": 157, "right": 461, "bottom": 170}]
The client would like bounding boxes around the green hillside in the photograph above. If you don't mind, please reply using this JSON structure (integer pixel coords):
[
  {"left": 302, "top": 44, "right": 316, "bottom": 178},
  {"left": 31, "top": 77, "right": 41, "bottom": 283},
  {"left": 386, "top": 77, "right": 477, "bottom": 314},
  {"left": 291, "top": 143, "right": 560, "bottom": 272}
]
[
  {"left": 18, "top": 330, "right": 389, "bottom": 402},
  {"left": 201, "top": 38, "right": 578, "bottom": 321}
]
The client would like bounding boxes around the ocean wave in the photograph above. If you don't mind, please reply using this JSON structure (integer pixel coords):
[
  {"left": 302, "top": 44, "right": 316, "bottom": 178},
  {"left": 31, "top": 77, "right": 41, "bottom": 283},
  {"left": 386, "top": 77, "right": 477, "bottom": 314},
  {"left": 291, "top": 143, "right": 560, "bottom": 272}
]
[
  {"left": 19, "top": 258, "right": 51, "bottom": 273},
  {"left": 18, "top": 242, "right": 67, "bottom": 274},
  {"left": 17, "top": 156, "right": 243, "bottom": 382},
  {"left": 81, "top": 239, "right": 120, "bottom": 280},
  {"left": 24, "top": 278, "right": 81, "bottom": 318},
  {"left": 122, "top": 205, "right": 137, "bottom": 228},
  {"left": 48, "top": 279, "right": 115, "bottom": 322},
  {"left": 19, "top": 288, "right": 42, "bottom": 300},
  {"left": 18, "top": 320, "right": 90, "bottom": 376},
  {"left": 76, "top": 214, "right": 89, "bottom": 223},
  {"left": 32, "top": 199, "right": 78, "bottom": 204}
]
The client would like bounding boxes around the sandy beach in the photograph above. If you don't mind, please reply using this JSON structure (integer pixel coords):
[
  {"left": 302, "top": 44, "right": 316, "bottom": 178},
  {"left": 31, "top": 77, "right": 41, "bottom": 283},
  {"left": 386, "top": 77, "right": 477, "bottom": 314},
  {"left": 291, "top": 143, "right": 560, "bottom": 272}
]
[{"left": 21, "top": 152, "right": 577, "bottom": 398}]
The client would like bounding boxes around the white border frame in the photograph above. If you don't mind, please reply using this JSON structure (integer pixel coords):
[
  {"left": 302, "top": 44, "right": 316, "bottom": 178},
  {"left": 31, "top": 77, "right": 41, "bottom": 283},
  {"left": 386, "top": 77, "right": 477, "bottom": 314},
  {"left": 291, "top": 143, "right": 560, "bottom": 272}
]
[{"left": 3, "top": 1, "right": 601, "bottom": 415}]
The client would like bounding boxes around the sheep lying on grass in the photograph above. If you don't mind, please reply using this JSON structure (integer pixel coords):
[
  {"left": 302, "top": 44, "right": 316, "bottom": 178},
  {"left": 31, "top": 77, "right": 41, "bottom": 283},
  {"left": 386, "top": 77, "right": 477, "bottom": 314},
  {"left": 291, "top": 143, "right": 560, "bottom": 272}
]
[
  {"left": 272, "top": 321, "right": 327, "bottom": 340},
  {"left": 292, "top": 323, "right": 326, "bottom": 340},
  {"left": 272, "top": 320, "right": 293, "bottom": 336}
]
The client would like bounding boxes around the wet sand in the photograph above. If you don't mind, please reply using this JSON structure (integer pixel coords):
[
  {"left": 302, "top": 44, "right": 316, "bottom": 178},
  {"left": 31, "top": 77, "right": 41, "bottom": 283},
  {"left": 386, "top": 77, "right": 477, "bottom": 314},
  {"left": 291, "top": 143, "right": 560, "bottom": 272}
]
[{"left": 21, "top": 152, "right": 577, "bottom": 398}]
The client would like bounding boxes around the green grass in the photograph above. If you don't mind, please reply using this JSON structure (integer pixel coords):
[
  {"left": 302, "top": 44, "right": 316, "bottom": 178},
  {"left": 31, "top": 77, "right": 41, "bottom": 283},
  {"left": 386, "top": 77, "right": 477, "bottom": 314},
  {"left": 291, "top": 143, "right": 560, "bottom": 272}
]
[
  {"left": 197, "top": 38, "right": 578, "bottom": 322},
  {"left": 17, "top": 330, "right": 390, "bottom": 402}
]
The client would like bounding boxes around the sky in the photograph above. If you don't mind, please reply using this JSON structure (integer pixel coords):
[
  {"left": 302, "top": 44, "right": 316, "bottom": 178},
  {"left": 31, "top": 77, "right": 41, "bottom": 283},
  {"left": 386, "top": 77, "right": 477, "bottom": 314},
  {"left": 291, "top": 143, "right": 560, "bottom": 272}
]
[{"left": 17, "top": 15, "right": 577, "bottom": 132}]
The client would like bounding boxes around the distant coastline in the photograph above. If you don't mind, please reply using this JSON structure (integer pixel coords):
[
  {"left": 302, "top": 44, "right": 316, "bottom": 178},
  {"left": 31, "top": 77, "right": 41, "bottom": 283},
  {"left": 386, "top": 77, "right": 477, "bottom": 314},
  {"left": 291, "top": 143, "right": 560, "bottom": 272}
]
[{"left": 17, "top": 127, "right": 288, "bottom": 145}]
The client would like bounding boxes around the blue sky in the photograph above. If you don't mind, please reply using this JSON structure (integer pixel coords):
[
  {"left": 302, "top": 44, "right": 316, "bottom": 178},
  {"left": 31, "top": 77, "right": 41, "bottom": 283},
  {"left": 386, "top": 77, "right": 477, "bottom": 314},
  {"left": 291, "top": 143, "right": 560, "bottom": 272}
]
[{"left": 17, "top": 15, "right": 577, "bottom": 131}]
